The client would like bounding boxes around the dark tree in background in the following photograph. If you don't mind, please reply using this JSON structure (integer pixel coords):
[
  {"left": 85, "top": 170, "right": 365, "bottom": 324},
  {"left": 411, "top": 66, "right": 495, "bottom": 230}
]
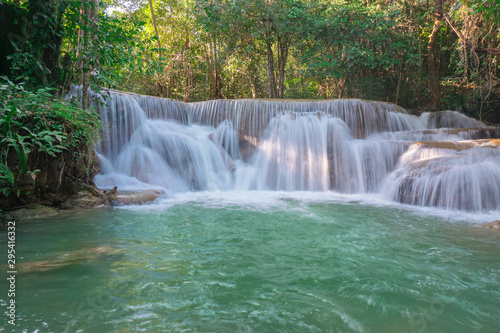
[{"left": 427, "top": 0, "right": 443, "bottom": 110}]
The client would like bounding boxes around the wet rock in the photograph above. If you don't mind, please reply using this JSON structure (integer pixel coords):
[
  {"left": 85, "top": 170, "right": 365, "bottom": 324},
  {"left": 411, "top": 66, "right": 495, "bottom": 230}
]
[
  {"left": 61, "top": 183, "right": 104, "bottom": 209},
  {"left": 439, "top": 127, "right": 500, "bottom": 139},
  {"left": 9, "top": 205, "right": 59, "bottom": 220},
  {"left": 107, "top": 188, "right": 165, "bottom": 206},
  {"left": 239, "top": 137, "right": 258, "bottom": 162},
  {"left": 414, "top": 139, "right": 500, "bottom": 151},
  {"left": 482, "top": 220, "right": 500, "bottom": 230},
  {"left": 425, "top": 111, "right": 485, "bottom": 129},
  {"left": 61, "top": 191, "right": 103, "bottom": 209},
  {"left": 16, "top": 246, "right": 123, "bottom": 274}
]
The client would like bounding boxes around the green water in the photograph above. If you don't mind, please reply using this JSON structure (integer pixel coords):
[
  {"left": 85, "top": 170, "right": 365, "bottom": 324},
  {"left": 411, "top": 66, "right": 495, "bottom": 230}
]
[{"left": 1, "top": 194, "right": 500, "bottom": 332}]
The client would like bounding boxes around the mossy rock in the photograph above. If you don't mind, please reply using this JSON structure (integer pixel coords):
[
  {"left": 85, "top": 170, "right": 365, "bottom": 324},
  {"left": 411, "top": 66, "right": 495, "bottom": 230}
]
[
  {"left": 61, "top": 190, "right": 103, "bottom": 209},
  {"left": 9, "top": 205, "right": 59, "bottom": 220}
]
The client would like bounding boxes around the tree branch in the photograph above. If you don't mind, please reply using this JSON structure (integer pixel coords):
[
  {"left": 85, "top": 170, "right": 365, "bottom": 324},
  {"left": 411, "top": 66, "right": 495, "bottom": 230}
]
[{"left": 444, "top": 14, "right": 500, "bottom": 56}]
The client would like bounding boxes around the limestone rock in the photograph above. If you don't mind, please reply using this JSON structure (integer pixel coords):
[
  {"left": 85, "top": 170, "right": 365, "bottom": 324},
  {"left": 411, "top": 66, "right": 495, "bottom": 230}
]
[
  {"left": 61, "top": 190, "right": 103, "bottom": 209},
  {"left": 61, "top": 182, "right": 105, "bottom": 209},
  {"left": 10, "top": 205, "right": 59, "bottom": 220},
  {"left": 414, "top": 139, "right": 500, "bottom": 152},
  {"left": 107, "top": 189, "right": 165, "bottom": 206},
  {"left": 17, "top": 246, "right": 123, "bottom": 274},
  {"left": 482, "top": 220, "right": 500, "bottom": 230}
]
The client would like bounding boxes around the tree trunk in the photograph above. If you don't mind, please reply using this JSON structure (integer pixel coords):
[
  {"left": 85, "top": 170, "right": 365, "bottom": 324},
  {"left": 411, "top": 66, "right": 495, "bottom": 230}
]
[
  {"left": 212, "top": 39, "right": 223, "bottom": 99},
  {"left": 77, "top": 0, "right": 99, "bottom": 108},
  {"left": 79, "top": 0, "right": 90, "bottom": 109},
  {"left": 183, "top": 31, "right": 190, "bottom": 102},
  {"left": 76, "top": 0, "right": 85, "bottom": 76},
  {"left": 427, "top": 0, "right": 443, "bottom": 110},
  {"left": 265, "top": 29, "right": 276, "bottom": 98},
  {"left": 247, "top": 55, "right": 261, "bottom": 98},
  {"left": 207, "top": 42, "right": 213, "bottom": 98},
  {"left": 276, "top": 35, "right": 289, "bottom": 98},
  {"left": 148, "top": 0, "right": 162, "bottom": 58},
  {"left": 28, "top": 0, "right": 67, "bottom": 86},
  {"left": 91, "top": 1, "right": 100, "bottom": 28}
]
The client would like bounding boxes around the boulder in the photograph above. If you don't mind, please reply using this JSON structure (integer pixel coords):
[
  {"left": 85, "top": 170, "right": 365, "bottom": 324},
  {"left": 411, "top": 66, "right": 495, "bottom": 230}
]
[
  {"left": 61, "top": 190, "right": 104, "bottom": 209},
  {"left": 482, "top": 220, "right": 500, "bottom": 230},
  {"left": 61, "top": 182, "right": 105, "bottom": 209}
]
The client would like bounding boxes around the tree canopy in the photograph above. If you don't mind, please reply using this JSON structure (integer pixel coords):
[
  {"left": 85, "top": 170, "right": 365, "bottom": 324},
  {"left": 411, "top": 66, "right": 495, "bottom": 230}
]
[{"left": 0, "top": 0, "right": 498, "bottom": 119}]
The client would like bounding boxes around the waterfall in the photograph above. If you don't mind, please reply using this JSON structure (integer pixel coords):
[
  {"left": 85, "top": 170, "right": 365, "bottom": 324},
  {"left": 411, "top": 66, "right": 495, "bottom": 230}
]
[
  {"left": 247, "top": 113, "right": 331, "bottom": 191},
  {"left": 422, "top": 110, "right": 486, "bottom": 129},
  {"left": 381, "top": 140, "right": 500, "bottom": 211},
  {"left": 68, "top": 86, "right": 500, "bottom": 212}
]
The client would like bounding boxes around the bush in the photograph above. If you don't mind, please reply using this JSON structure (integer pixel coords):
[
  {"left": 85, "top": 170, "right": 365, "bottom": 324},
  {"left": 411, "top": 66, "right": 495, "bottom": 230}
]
[{"left": 0, "top": 77, "right": 101, "bottom": 199}]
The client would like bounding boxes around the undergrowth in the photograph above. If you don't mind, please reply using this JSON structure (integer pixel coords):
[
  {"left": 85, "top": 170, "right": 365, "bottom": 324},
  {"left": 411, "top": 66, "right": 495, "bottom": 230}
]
[{"left": 0, "top": 77, "right": 101, "bottom": 199}]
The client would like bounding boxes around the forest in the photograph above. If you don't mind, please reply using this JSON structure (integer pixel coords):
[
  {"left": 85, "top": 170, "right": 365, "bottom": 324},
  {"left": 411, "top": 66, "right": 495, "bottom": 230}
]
[{"left": 1, "top": 0, "right": 499, "bottom": 112}]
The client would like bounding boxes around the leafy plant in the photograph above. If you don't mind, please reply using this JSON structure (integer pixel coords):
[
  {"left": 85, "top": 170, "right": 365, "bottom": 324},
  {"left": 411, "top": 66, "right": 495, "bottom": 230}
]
[{"left": 0, "top": 77, "right": 101, "bottom": 199}]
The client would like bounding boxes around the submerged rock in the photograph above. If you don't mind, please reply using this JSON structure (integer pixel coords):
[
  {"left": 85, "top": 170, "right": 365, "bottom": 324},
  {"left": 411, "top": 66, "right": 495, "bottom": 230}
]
[
  {"left": 15, "top": 246, "right": 123, "bottom": 274},
  {"left": 9, "top": 204, "right": 59, "bottom": 220}
]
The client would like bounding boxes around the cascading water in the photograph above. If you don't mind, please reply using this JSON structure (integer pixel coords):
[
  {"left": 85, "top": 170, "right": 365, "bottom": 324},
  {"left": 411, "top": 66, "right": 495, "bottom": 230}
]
[
  {"left": 422, "top": 110, "right": 486, "bottom": 129},
  {"left": 69, "top": 86, "right": 500, "bottom": 212},
  {"left": 381, "top": 140, "right": 500, "bottom": 211},
  {"left": 249, "top": 113, "right": 331, "bottom": 191}
]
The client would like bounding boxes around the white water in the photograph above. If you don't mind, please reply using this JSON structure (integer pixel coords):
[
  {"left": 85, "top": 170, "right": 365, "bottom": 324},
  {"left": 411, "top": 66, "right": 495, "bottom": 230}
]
[
  {"left": 382, "top": 141, "right": 500, "bottom": 211},
  {"left": 70, "top": 86, "right": 500, "bottom": 215}
]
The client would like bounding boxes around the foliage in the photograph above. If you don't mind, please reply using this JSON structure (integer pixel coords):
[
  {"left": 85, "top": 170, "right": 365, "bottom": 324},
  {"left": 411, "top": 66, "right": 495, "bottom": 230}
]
[
  {"left": 445, "top": 0, "right": 500, "bottom": 121},
  {"left": 3, "top": 0, "right": 157, "bottom": 99},
  {"left": 106, "top": 0, "right": 497, "bottom": 116},
  {"left": 1, "top": 0, "right": 498, "bottom": 116},
  {"left": 301, "top": 1, "right": 421, "bottom": 101},
  {"left": 466, "top": 0, "right": 500, "bottom": 20},
  {"left": 0, "top": 77, "right": 100, "bottom": 197},
  {"left": 62, "top": 0, "right": 160, "bottom": 93}
]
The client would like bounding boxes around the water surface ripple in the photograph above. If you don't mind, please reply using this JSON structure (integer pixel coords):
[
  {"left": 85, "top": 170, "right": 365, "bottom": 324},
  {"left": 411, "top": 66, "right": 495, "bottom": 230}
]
[{"left": 1, "top": 196, "right": 499, "bottom": 332}]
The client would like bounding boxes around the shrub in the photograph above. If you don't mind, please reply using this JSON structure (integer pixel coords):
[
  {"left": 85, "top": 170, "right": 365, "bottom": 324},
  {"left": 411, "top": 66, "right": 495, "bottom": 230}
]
[{"left": 0, "top": 77, "right": 101, "bottom": 198}]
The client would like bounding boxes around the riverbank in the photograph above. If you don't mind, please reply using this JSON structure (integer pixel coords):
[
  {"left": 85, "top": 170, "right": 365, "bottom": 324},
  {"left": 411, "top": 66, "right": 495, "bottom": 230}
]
[{"left": 0, "top": 80, "right": 103, "bottom": 213}]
